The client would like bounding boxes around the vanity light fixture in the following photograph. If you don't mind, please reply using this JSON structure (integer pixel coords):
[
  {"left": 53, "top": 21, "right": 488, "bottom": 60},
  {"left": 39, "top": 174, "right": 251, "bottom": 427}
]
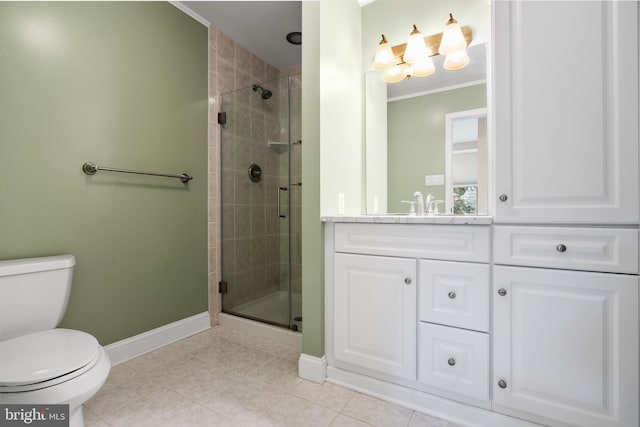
[{"left": 373, "top": 13, "right": 472, "bottom": 83}]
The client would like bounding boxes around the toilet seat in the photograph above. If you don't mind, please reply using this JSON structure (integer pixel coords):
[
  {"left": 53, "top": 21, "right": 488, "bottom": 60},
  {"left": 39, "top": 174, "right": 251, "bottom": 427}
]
[{"left": 0, "top": 328, "right": 100, "bottom": 392}]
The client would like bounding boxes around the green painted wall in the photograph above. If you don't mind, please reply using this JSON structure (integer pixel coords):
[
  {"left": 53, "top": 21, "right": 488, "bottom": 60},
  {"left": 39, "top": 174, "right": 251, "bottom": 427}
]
[
  {"left": 0, "top": 2, "right": 208, "bottom": 345},
  {"left": 387, "top": 84, "right": 486, "bottom": 213},
  {"left": 301, "top": 1, "right": 323, "bottom": 357}
]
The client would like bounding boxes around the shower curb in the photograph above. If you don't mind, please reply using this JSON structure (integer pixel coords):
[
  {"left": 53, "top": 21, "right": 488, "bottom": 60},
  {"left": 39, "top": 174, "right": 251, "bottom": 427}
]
[{"left": 218, "top": 312, "right": 302, "bottom": 349}]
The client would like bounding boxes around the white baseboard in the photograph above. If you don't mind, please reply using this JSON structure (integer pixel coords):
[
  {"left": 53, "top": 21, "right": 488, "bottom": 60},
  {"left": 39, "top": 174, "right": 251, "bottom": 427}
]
[
  {"left": 218, "top": 313, "right": 302, "bottom": 350},
  {"left": 104, "top": 312, "right": 211, "bottom": 366},
  {"left": 298, "top": 353, "right": 327, "bottom": 384}
]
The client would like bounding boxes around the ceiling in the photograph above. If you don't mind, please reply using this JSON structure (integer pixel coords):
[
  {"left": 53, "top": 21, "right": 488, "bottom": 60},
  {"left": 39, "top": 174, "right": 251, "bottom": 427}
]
[{"left": 178, "top": 1, "right": 302, "bottom": 69}]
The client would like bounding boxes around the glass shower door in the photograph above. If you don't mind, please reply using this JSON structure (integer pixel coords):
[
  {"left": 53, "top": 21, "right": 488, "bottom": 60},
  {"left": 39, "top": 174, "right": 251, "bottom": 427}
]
[{"left": 219, "top": 75, "right": 301, "bottom": 331}]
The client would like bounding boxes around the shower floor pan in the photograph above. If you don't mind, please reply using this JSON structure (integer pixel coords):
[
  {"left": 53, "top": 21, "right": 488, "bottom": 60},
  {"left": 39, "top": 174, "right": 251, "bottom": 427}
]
[{"left": 226, "top": 290, "right": 302, "bottom": 330}]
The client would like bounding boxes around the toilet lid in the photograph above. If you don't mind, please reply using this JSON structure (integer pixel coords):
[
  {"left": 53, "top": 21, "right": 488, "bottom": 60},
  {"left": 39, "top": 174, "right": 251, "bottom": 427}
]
[{"left": 0, "top": 329, "right": 100, "bottom": 387}]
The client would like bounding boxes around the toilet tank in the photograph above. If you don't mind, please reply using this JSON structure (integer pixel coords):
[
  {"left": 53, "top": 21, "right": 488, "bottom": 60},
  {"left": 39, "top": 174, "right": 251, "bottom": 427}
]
[{"left": 0, "top": 255, "right": 75, "bottom": 342}]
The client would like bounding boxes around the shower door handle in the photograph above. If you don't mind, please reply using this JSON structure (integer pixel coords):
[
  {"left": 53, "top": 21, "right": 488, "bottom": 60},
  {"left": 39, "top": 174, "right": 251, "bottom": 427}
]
[{"left": 277, "top": 186, "right": 288, "bottom": 218}]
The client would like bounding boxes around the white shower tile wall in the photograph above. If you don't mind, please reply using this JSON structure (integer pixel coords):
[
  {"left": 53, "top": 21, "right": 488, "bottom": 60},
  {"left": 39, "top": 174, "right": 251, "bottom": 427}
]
[{"left": 209, "top": 26, "right": 302, "bottom": 318}]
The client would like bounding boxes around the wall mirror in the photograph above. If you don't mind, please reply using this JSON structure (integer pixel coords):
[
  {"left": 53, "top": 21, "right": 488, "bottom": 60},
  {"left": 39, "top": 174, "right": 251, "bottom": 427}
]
[{"left": 363, "top": 0, "right": 490, "bottom": 215}]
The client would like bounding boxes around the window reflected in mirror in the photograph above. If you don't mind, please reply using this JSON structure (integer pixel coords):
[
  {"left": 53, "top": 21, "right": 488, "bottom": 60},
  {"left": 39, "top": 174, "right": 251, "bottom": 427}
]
[{"left": 446, "top": 108, "right": 487, "bottom": 215}]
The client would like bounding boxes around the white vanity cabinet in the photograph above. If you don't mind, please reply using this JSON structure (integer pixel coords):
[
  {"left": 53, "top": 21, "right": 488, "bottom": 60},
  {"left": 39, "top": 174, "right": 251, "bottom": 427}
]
[
  {"left": 492, "top": 227, "right": 639, "bottom": 427},
  {"left": 492, "top": 1, "right": 640, "bottom": 424},
  {"left": 326, "top": 222, "right": 492, "bottom": 406},
  {"left": 493, "top": 0, "right": 639, "bottom": 224}
]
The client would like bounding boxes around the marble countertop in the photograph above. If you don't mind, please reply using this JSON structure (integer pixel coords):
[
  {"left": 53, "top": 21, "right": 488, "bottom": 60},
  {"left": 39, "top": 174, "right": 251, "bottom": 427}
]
[{"left": 321, "top": 215, "right": 493, "bottom": 225}]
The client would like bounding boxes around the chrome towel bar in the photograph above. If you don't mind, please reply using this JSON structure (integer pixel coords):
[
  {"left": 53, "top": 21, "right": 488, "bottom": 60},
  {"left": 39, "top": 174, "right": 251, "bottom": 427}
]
[{"left": 82, "top": 162, "right": 193, "bottom": 184}]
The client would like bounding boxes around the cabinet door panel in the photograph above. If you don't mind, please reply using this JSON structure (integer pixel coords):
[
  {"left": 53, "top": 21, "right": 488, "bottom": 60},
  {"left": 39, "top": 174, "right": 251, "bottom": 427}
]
[
  {"left": 493, "top": 266, "right": 639, "bottom": 427},
  {"left": 494, "top": 1, "right": 638, "bottom": 223},
  {"left": 334, "top": 253, "right": 416, "bottom": 380}
]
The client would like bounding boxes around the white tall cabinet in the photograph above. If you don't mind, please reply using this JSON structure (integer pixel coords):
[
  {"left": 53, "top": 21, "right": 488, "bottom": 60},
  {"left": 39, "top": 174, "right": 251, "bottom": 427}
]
[
  {"left": 493, "top": 0, "right": 639, "bottom": 224},
  {"left": 492, "top": 1, "right": 640, "bottom": 426}
]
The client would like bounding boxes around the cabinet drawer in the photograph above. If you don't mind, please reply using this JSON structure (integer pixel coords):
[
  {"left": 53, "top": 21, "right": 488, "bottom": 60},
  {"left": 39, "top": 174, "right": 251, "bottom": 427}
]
[
  {"left": 418, "top": 322, "right": 489, "bottom": 402},
  {"left": 494, "top": 226, "right": 639, "bottom": 273},
  {"left": 335, "top": 223, "right": 490, "bottom": 263},
  {"left": 418, "top": 260, "right": 490, "bottom": 332}
]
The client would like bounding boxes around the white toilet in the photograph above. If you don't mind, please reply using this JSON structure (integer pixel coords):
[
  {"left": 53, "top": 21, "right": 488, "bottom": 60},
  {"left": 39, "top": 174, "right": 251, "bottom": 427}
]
[{"left": 0, "top": 255, "right": 110, "bottom": 427}]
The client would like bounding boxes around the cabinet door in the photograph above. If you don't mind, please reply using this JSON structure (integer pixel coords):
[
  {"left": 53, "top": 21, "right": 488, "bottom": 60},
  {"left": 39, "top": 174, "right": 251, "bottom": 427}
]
[
  {"left": 493, "top": 0, "right": 638, "bottom": 224},
  {"left": 334, "top": 253, "right": 416, "bottom": 380},
  {"left": 493, "top": 266, "right": 639, "bottom": 427}
]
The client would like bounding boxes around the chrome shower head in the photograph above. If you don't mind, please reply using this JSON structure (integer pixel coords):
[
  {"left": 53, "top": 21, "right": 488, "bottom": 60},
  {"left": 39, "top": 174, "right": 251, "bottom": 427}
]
[{"left": 252, "top": 84, "right": 272, "bottom": 100}]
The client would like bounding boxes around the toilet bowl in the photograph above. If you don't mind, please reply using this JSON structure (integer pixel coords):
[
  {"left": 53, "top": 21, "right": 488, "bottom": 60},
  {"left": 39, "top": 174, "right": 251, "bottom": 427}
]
[{"left": 0, "top": 255, "right": 111, "bottom": 427}]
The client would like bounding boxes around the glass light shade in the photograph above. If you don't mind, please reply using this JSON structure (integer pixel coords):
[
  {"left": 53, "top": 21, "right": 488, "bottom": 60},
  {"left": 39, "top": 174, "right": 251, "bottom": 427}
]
[
  {"left": 439, "top": 14, "right": 467, "bottom": 55},
  {"left": 403, "top": 64, "right": 413, "bottom": 78},
  {"left": 443, "top": 49, "right": 470, "bottom": 71},
  {"left": 383, "top": 64, "right": 406, "bottom": 83},
  {"left": 402, "top": 25, "right": 429, "bottom": 64},
  {"left": 372, "top": 34, "right": 395, "bottom": 71},
  {"left": 410, "top": 57, "right": 435, "bottom": 77}
]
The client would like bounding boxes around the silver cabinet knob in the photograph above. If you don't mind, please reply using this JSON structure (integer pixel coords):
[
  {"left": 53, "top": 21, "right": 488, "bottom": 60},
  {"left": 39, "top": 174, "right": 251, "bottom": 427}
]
[
  {"left": 498, "top": 288, "right": 507, "bottom": 296},
  {"left": 448, "top": 291, "right": 456, "bottom": 299},
  {"left": 556, "top": 244, "right": 567, "bottom": 253},
  {"left": 447, "top": 357, "right": 456, "bottom": 366},
  {"left": 498, "top": 379, "right": 507, "bottom": 389},
  {"left": 498, "top": 194, "right": 508, "bottom": 202},
  {"left": 404, "top": 277, "right": 412, "bottom": 285}
]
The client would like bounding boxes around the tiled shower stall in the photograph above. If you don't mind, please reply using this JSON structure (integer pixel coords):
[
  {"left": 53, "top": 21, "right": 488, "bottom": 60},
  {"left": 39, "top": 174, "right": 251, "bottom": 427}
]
[{"left": 208, "top": 27, "right": 302, "bottom": 330}]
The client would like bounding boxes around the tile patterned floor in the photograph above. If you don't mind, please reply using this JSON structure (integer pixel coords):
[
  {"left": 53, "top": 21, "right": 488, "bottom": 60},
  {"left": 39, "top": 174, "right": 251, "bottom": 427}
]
[{"left": 84, "top": 325, "right": 461, "bottom": 427}]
